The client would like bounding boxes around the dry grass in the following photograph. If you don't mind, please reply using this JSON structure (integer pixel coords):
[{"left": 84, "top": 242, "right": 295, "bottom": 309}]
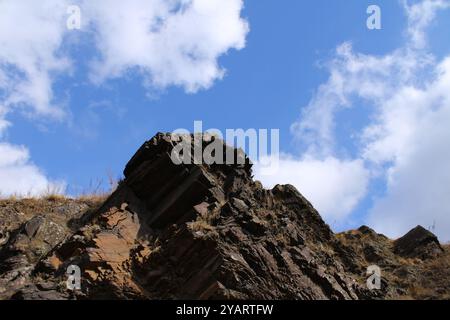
[
  {"left": 394, "top": 246, "right": 450, "bottom": 300},
  {"left": 76, "top": 193, "right": 109, "bottom": 203},
  {"left": 336, "top": 228, "right": 450, "bottom": 300},
  {"left": 0, "top": 191, "right": 109, "bottom": 204},
  {"left": 407, "top": 286, "right": 437, "bottom": 299},
  {"left": 188, "top": 220, "right": 215, "bottom": 232},
  {"left": 0, "top": 173, "right": 121, "bottom": 203}
]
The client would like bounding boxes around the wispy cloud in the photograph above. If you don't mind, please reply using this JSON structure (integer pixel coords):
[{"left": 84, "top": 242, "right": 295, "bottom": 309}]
[
  {"left": 402, "top": 0, "right": 450, "bottom": 49},
  {"left": 256, "top": 0, "right": 450, "bottom": 240}
]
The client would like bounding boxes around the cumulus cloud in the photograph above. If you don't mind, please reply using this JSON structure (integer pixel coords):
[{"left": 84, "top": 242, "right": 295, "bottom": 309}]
[
  {"left": 272, "top": 0, "right": 450, "bottom": 241},
  {"left": 0, "top": 0, "right": 72, "bottom": 196},
  {"left": 0, "top": 0, "right": 71, "bottom": 119},
  {"left": 0, "top": 0, "right": 248, "bottom": 120},
  {"left": 0, "top": 143, "right": 64, "bottom": 197},
  {"left": 254, "top": 155, "right": 369, "bottom": 223},
  {"left": 0, "top": 0, "right": 248, "bottom": 196},
  {"left": 84, "top": 0, "right": 249, "bottom": 92},
  {"left": 366, "top": 56, "right": 450, "bottom": 241}
]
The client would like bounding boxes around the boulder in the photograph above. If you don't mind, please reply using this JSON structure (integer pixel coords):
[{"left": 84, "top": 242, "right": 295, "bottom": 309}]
[{"left": 394, "top": 226, "right": 443, "bottom": 260}]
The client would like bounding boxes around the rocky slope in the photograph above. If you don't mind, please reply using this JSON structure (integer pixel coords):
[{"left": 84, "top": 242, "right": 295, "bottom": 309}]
[
  {"left": 337, "top": 226, "right": 449, "bottom": 299},
  {"left": 0, "top": 133, "right": 448, "bottom": 300}
]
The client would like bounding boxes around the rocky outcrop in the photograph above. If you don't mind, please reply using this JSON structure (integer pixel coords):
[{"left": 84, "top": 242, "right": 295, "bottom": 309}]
[
  {"left": 31, "top": 134, "right": 364, "bottom": 299},
  {"left": 0, "top": 199, "right": 100, "bottom": 299},
  {"left": 394, "top": 226, "right": 444, "bottom": 260},
  {"left": 1, "top": 133, "right": 449, "bottom": 300},
  {"left": 337, "top": 225, "right": 449, "bottom": 300}
]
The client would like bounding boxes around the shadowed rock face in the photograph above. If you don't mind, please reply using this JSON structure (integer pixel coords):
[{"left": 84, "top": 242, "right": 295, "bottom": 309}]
[
  {"left": 0, "top": 133, "right": 448, "bottom": 300},
  {"left": 337, "top": 226, "right": 449, "bottom": 299},
  {"left": 394, "top": 226, "right": 444, "bottom": 260},
  {"left": 0, "top": 199, "right": 99, "bottom": 300},
  {"left": 35, "top": 133, "right": 363, "bottom": 300}
]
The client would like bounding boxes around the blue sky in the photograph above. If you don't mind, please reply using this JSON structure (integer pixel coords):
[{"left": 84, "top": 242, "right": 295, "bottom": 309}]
[{"left": 1, "top": 0, "right": 450, "bottom": 241}]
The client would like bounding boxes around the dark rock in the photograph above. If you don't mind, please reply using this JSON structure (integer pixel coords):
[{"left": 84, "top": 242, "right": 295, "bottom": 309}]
[
  {"left": 0, "top": 199, "right": 99, "bottom": 299},
  {"left": 28, "top": 133, "right": 362, "bottom": 300},
  {"left": 231, "top": 197, "right": 248, "bottom": 212},
  {"left": 1, "top": 133, "right": 449, "bottom": 300},
  {"left": 0, "top": 228, "right": 9, "bottom": 246},
  {"left": 10, "top": 285, "right": 68, "bottom": 300},
  {"left": 358, "top": 225, "right": 376, "bottom": 235},
  {"left": 394, "top": 226, "right": 444, "bottom": 260},
  {"left": 337, "top": 225, "right": 450, "bottom": 300},
  {"left": 24, "top": 216, "right": 44, "bottom": 238}
]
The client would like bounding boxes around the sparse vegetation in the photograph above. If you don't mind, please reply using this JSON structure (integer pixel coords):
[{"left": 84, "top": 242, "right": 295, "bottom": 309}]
[
  {"left": 0, "top": 173, "right": 122, "bottom": 203},
  {"left": 337, "top": 228, "right": 450, "bottom": 300},
  {"left": 188, "top": 220, "right": 215, "bottom": 233}
]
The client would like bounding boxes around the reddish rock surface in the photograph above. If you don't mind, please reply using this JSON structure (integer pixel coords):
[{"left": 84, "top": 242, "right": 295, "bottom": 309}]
[{"left": 1, "top": 133, "right": 448, "bottom": 300}]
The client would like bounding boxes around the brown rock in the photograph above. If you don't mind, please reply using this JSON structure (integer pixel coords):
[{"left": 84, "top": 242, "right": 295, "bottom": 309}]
[
  {"left": 1, "top": 133, "right": 449, "bottom": 300},
  {"left": 394, "top": 226, "right": 444, "bottom": 260},
  {"left": 41, "top": 133, "right": 362, "bottom": 300}
]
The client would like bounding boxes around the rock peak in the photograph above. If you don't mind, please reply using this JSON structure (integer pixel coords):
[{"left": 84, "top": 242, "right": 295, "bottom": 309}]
[
  {"left": 1, "top": 134, "right": 449, "bottom": 300},
  {"left": 394, "top": 225, "right": 443, "bottom": 260}
]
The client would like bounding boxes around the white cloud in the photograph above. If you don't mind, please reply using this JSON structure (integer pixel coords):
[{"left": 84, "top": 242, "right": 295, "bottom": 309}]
[
  {"left": 254, "top": 155, "right": 369, "bottom": 223},
  {"left": 402, "top": 0, "right": 450, "bottom": 49},
  {"left": 0, "top": 0, "right": 72, "bottom": 196},
  {"left": 0, "top": 0, "right": 71, "bottom": 119},
  {"left": 290, "top": 43, "right": 433, "bottom": 157},
  {"left": 0, "top": 108, "right": 10, "bottom": 136},
  {"left": 84, "top": 0, "right": 249, "bottom": 92},
  {"left": 366, "top": 57, "right": 450, "bottom": 241},
  {"left": 0, "top": 0, "right": 248, "bottom": 196},
  {"left": 0, "top": 0, "right": 248, "bottom": 122},
  {"left": 0, "top": 143, "right": 64, "bottom": 197},
  {"left": 279, "top": 0, "right": 450, "bottom": 241}
]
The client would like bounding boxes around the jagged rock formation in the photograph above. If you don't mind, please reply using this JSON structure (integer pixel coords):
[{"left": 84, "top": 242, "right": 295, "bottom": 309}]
[
  {"left": 337, "top": 226, "right": 449, "bottom": 299},
  {"left": 0, "top": 133, "right": 449, "bottom": 300},
  {"left": 394, "top": 226, "right": 443, "bottom": 260},
  {"left": 32, "top": 134, "right": 364, "bottom": 299},
  {"left": 0, "top": 199, "right": 100, "bottom": 299}
]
